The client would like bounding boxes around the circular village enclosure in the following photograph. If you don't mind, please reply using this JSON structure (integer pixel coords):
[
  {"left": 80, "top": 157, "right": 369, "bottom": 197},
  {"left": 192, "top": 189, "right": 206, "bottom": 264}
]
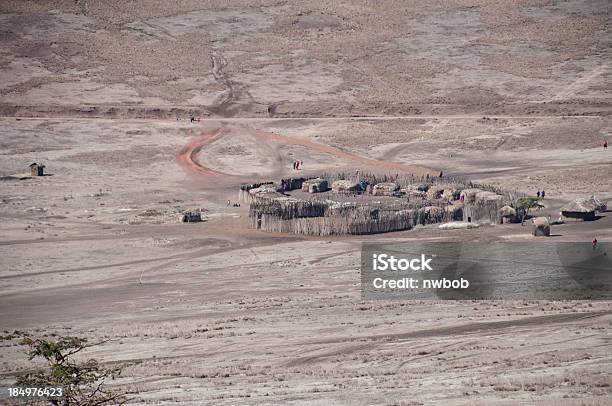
[{"left": 239, "top": 172, "right": 524, "bottom": 236}]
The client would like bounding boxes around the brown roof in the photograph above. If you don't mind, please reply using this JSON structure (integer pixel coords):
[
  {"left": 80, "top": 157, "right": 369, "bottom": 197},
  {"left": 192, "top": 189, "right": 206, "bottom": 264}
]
[{"left": 561, "top": 198, "right": 597, "bottom": 213}]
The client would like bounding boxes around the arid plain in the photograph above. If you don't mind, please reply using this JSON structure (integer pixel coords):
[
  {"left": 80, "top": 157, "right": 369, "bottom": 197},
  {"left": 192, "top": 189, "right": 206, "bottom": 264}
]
[{"left": 1, "top": 1, "right": 611, "bottom": 404}]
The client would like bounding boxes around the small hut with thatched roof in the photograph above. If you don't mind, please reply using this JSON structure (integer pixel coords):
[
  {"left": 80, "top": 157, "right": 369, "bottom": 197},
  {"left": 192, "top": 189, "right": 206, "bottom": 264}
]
[
  {"left": 498, "top": 205, "right": 517, "bottom": 224},
  {"left": 372, "top": 182, "right": 400, "bottom": 196},
  {"left": 460, "top": 188, "right": 482, "bottom": 203},
  {"left": 332, "top": 180, "right": 360, "bottom": 193},
  {"left": 561, "top": 198, "right": 598, "bottom": 221},
  {"left": 426, "top": 186, "right": 445, "bottom": 200},
  {"left": 181, "top": 211, "right": 202, "bottom": 223},
  {"left": 475, "top": 191, "right": 504, "bottom": 203},
  {"left": 532, "top": 217, "right": 550, "bottom": 236},
  {"left": 301, "top": 178, "right": 329, "bottom": 193}
]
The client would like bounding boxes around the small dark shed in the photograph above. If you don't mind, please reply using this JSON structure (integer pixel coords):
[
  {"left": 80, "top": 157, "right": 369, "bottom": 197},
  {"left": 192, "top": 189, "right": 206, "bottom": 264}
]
[
  {"left": 182, "top": 211, "right": 202, "bottom": 223},
  {"left": 30, "top": 163, "right": 45, "bottom": 176}
]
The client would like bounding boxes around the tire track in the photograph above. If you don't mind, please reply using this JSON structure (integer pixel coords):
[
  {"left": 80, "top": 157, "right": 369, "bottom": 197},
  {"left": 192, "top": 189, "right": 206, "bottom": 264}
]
[
  {"left": 284, "top": 311, "right": 610, "bottom": 367},
  {"left": 176, "top": 125, "right": 433, "bottom": 182}
]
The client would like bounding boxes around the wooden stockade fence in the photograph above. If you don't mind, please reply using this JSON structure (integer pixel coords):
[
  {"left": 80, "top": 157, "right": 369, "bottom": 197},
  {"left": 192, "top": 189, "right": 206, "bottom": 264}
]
[
  {"left": 242, "top": 171, "right": 515, "bottom": 236},
  {"left": 249, "top": 195, "right": 464, "bottom": 236}
]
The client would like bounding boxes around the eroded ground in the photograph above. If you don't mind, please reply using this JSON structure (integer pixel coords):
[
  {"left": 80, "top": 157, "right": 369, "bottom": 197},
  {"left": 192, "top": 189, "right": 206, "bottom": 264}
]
[
  {"left": 0, "top": 117, "right": 611, "bottom": 405},
  {"left": 1, "top": 0, "right": 611, "bottom": 404},
  {"left": 0, "top": 0, "right": 611, "bottom": 117}
]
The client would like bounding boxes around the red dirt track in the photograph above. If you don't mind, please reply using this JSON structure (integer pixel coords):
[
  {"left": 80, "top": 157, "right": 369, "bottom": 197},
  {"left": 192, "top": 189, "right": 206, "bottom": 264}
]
[{"left": 176, "top": 125, "right": 433, "bottom": 182}]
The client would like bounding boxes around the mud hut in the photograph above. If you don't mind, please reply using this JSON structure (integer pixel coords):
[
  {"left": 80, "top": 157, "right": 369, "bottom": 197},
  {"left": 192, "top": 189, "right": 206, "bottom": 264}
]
[
  {"left": 30, "top": 163, "right": 44, "bottom": 176},
  {"left": 442, "top": 188, "right": 460, "bottom": 201},
  {"left": 332, "top": 180, "right": 360, "bottom": 193},
  {"left": 589, "top": 195, "right": 607, "bottom": 211},
  {"left": 475, "top": 191, "right": 503, "bottom": 203},
  {"left": 460, "top": 188, "right": 482, "bottom": 203},
  {"left": 372, "top": 182, "right": 399, "bottom": 196},
  {"left": 281, "top": 177, "right": 306, "bottom": 191},
  {"left": 301, "top": 178, "right": 328, "bottom": 193},
  {"left": 181, "top": 211, "right": 202, "bottom": 223},
  {"left": 561, "top": 198, "right": 597, "bottom": 221},
  {"left": 532, "top": 217, "right": 550, "bottom": 236},
  {"left": 498, "top": 205, "right": 517, "bottom": 224},
  {"left": 426, "top": 186, "right": 445, "bottom": 200}
]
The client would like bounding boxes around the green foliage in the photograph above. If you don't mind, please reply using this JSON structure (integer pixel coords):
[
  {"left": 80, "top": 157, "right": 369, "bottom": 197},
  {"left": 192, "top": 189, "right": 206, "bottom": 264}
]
[
  {"left": 15, "top": 334, "right": 126, "bottom": 406},
  {"left": 515, "top": 196, "right": 544, "bottom": 210},
  {"left": 514, "top": 196, "right": 544, "bottom": 224}
]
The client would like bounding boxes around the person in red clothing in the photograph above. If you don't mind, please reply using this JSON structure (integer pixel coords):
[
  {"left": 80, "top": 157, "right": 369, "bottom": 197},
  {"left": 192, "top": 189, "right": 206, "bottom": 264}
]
[
  {"left": 604, "top": 140, "right": 608, "bottom": 150},
  {"left": 592, "top": 237, "right": 598, "bottom": 249}
]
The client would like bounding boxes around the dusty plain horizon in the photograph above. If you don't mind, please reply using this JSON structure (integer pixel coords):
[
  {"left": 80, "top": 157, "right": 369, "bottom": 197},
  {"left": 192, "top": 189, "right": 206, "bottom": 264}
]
[{"left": 1, "top": 1, "right": 611, "bottom": 405}]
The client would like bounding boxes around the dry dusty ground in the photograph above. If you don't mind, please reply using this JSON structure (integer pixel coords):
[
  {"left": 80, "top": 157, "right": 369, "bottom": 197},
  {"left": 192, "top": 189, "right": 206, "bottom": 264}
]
[
  {"left": 0, "top": 0, "right": 611, "bottom": 117},
  {"left": 1, "top": 1, "right": 612, "bottom": 405},
  {"left": 0, "top": 117, "right": 611, "bottom": 405}
]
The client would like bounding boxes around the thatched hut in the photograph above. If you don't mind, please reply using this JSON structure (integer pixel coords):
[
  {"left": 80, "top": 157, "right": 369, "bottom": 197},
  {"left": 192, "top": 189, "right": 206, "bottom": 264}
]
[
  {"left": 475, "top": 191, "right": 504, "bottom": 203},
  {"left": 463, "top": 199, "right": 504, "bottom": 224},
  {"left": 498, "top": 205, "right": 517, "bottom": 224},
  {"left": 281, "top": 177, "right": 306, "bottom": 191},
  {"left": 589, "top": 195, "right": 607, "bottom": 211},
  {"left": 332, "top": 180, "right": 360, "bottom": 193},
  {"left": 372, "top": 182, "right": 399, "bottom": 196},
  {"left": 445, "top": 204, "right": 464, "bottom": 221},
  {"left": 404, "top": 189, "right": 426, "bottom": 200},
  {"left": 426, "top": 186, "right": 445, "bottom": 200},
  {"left": 181, "top": 211, "right": 202, "bottom": 223},
  {"left": 561, "top": 198, "right": 598, "bottom": 221},
  {"left": 460, "top": 188, "right": 482, "bottom": 203},
  {"left": 442, "top": 188, "right": 460, "bottom": 201},
  {"left": 532, "top": 217, "right": 550, "bottom": 236},
  {"left": 301, "top": 178, "right": 329, "bottom": 193}
]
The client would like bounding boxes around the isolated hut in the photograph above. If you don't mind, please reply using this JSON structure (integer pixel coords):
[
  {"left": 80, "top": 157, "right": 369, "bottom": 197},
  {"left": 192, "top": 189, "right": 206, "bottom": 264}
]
[
  {"left": 498, "top": 205, "right": 517, "bottom": 224},
  {"left": 532, "top": 217, "right": 550, "bottom": 236},
  {"left": 372, "top": 182, "right": 399, "bottom": 196},
  {"left": 301, "top": 178, "right": 328, "bottom": 193},
  {"left": 561, "top": 198, "right": 597, "bottom": 221},
  {"left": 30, "top": 163, "right": 44, "bottom": 176},
  {"left": 181, "top": 211, "right": 202, "bottom": 223}
]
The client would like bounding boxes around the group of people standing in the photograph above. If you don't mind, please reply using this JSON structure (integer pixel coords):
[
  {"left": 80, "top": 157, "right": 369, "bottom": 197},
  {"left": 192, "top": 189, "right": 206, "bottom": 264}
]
[
  {"left": 292, "top": 160, "right": 303, "bottom": 170},
  {"left": 537, "top": 190, "right": 546, "bottom": 199}
]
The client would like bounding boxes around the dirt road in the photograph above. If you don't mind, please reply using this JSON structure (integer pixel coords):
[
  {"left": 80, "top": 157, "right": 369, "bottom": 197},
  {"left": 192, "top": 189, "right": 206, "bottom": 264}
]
[{"left": 176, "top": 125, "right": 433, "bottom": 181}]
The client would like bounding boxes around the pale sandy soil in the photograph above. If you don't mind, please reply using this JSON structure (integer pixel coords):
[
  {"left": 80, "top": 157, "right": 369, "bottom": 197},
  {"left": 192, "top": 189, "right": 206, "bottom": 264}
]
[
  {"left": 0, "top": 117, "right": 611, "bottom": 405},
  {"left": 1, "top": 1, "right": 612, "bottom": 404},
  {"left": 0, "top": 0, "right": 610, "bottom": 117}
]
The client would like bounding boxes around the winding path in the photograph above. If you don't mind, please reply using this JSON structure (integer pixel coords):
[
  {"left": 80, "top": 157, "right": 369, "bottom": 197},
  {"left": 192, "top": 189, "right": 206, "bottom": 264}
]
[{"left": 176, "top": 124, "right": 433, "bottom": 182}]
